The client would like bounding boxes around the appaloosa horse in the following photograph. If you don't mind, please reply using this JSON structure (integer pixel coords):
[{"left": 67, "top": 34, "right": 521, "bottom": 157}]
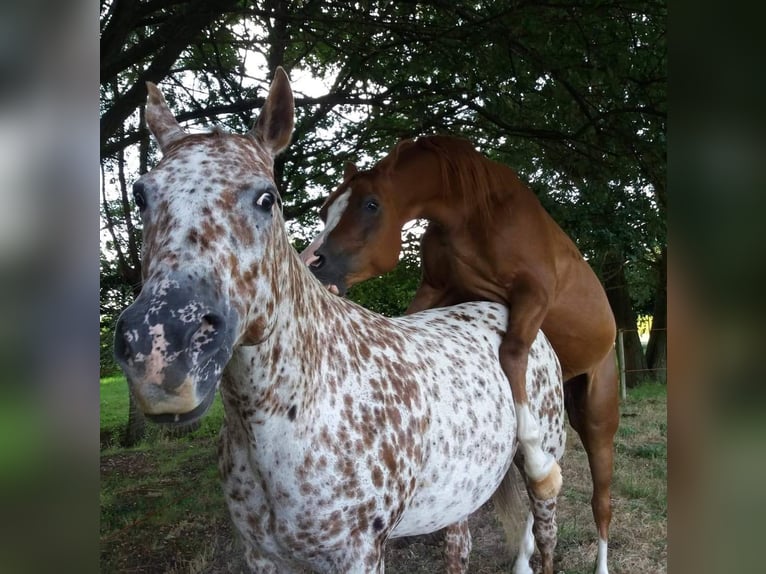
[
  {"left": 114, "top": 69, "right": 565, "bottom": 573},
  {"left": 300, "top": 136, "right": 619, "bottom": 573}
]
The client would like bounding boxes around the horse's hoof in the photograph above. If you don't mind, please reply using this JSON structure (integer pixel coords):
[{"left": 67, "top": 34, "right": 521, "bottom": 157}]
[{"left": 530, "top": 461, "right": 562, "bottom": 500}]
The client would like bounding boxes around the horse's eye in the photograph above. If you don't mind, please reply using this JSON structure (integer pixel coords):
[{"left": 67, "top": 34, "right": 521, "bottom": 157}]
[
  {"left": 365, "top": 199, "right": 379, "bottom": 213},
  {"left": 255, "top": 191, "right": 276, "bottom": 211},
  {"left": 133, "top": 183, "right": 147, "bottom": 211}
]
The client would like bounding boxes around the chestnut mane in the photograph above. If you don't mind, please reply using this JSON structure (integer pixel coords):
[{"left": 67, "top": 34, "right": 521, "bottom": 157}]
[{"left": 375, "top": 135, "right": 508, "bottom": 227}]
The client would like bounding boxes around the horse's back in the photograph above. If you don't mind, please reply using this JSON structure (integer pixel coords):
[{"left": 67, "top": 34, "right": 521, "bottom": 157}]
[{"left": 387, "top": 302, "right": 562, "bottom": 537}]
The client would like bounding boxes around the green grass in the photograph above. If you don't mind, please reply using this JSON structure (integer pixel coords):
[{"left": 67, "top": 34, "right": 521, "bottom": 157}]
[
  {"left": 630, "top": 442, "right": 666, "bottom": 460},
  {"left": 100, "top": 375, "right": 131, "bottom": 438},
  {"left": 613, "top": 380, "right": 668, "bottom": 520},
  {"left": 100, "top": 375, "right": 226, "bottom": 450},
  {"left": 625, "top": 380, "right": 666, "bottom": 402},
  {"left": 100, "top": 375, "right": 230, "bottom": 572},
  {"left": 100, "top": 438, "right": 230, "bottom": 573},
  {"left": 616, "top": 423, "right": 638, "bottom": 438},
  {"left": 555, "top": 380, "right": 667, "bottom": 573},
  {"left": 100, "top": 378, "right": 667, "bottom": 573}
]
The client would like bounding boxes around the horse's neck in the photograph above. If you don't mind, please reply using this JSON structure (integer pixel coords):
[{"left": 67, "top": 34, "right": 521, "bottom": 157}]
[
  {"left": 390, "top": 153, "right": 486, "bottom": 230},
  {"left": 271, "top": 231, "right": 337, "bottom": 333},
  {"left": 234, "top": 234, "right": 351, "bottom": 402},
  {"left": 388, "top": 154, "right": 468, "bottom": 230}
]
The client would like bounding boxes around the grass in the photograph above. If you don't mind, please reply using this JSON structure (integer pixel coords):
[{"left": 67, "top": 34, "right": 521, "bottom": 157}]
[
  {"left": 100, "top": 376, "right": 233, "bottom": 571},
  {"left": 547, "top": 380, "right": 667, "bottom": 573},
  {"left": 100, "top": 380, "right": 231, "bottom": 572},
  {"left": 100, "top": 375, "right": 132, "bottom": 439},
  {"left": 100, "top": 375, "right": 226, "bottom": 449},
  {"left": 100, "top": 378, "right": 667, "bottom": 573}
]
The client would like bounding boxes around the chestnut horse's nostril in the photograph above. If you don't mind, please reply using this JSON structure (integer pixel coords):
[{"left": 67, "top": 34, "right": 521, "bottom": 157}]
[{"left": 309, "top": 254, "right": 325, "bottom": 270}]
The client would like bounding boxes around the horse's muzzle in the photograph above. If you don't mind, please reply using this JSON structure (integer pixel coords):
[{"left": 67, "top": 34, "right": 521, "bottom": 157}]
[
  {"left": 304, "top": 247, "right": 350, "bottom": 296},
  {"left": 113, "top": 281, "right": 234, "bottom": 422}
]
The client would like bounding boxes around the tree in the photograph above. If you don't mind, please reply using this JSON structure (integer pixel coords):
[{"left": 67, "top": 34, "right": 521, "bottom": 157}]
[
  {"left": 645, "top": 246, "right": 667, "bottom": 382},
  {"left": 101, "top": 0, "right": 667, "bottom": 410}
]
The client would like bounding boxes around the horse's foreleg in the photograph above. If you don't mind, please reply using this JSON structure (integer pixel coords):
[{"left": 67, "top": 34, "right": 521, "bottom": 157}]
[
  {"left": 500, "top": 280, "right": 561, "bottom": 500},
  {"left": 444, "top": 520, "right": 472, "bottom": 574},
  {"left": 219, "top": 424, "right": 290, "bottom": 574},
  {"left": 241, "top": 539, "right": 304, "bottom": 574},
  {"left": 586, "top": 356, "right": 617, "bottom": 574},
  {"left": 515, "top": 399, "right": 562, "bottom": 499},
  {"left": 405, "top": 282, "right": 453, "bottom": 314},
  {"left": 311, "top": 536, "right": 385, "bottom": 574},
  {"left": 407, "top": 223, "right": 461, "bottom": 315}
]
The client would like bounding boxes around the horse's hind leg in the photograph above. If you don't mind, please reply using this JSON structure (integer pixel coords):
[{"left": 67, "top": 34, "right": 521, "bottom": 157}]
[
  {"left": 512, "top": 511, "right": 535, "bottom": 574},
  {"left": 505, "top": 493, "right": 558, "bottom": 574},
  {"left": 564, "top": 351, "right": 619, "bottom": 574},
  {"left": 510, "top": 460, "right": 559, "bottom": 574},
  {"left": 444, "top": 520, "right": 472, "bottom": 574},
  {"left": 242, "top": 547, "right": 296, "bottom": 574},
  {"left": 528, "top": 492, "right": 558, "bottom": 574},
  {"left": 335, "top": 541, "right": 385, "bottom": 574}
]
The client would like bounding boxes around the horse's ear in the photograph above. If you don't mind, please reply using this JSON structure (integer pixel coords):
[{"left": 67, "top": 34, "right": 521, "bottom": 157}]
[
  {"left": 344, "top": 162, "right": 358, "bottom": 180},
  {"left": 249, "top": 67, "right": 294, "bottom": 156},
  {"left": 145, "top": 82, "right": 187, "bottom": 154}
]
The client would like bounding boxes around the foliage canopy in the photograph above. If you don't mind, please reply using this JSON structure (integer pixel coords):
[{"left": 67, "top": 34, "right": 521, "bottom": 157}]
[{"left": 100, "top": 0, "right": 666, "bottom": 376}]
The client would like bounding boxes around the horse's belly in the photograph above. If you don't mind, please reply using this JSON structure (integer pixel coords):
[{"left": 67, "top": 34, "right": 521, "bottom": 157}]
[{"left": 390, "top": 386, "right": 517, "bottom": 537}]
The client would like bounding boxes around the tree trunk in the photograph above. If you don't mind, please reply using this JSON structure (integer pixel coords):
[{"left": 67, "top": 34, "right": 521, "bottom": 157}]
[
  {"left": 122, "top": 390, "right": 146, "bottom": 447},
  {"left": 602, "top": 250, "right": 648, "bottom": 387},
  {"left": 646, "top": 247, "right": 667, "bottom": 383}
]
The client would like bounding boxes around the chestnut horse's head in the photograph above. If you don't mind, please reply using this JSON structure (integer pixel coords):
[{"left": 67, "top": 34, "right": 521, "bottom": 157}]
[
  {"left": 113, "top": 69, "right": 294, "bottom": 424},
  {"left": 300, "top": 159, "right": 410, "bottom": 295},
  {"left": 300, "top": 136, "right": 492, "bottom": 295}
]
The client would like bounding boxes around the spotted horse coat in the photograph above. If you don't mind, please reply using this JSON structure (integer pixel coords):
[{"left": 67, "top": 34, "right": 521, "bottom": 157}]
[{"left": 114, "top": 68, "right": 566, "bottom": 574}]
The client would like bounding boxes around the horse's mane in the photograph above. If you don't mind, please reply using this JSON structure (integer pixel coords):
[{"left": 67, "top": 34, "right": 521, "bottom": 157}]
[{"left": 377, "top": 135, "right": 506, "bottom": 227}]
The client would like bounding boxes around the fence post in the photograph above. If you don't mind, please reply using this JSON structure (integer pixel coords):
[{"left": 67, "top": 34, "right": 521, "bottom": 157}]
[{"left": 616, "top": 329, "right": 627, "bottom": 401}]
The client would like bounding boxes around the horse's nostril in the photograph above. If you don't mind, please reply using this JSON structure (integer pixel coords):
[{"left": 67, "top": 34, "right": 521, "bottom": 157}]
[
  {"left": 310, "top": 254, "right": 325, "bottom": 270},
  {"left": 202, "top": 313, "right": 224, "bottom": 331},
  {"left": 191, "top": 312, "right": 227, "bottom": 361},
  {"left": 114, "top": 321, "right": 135, "bottom": 363}
]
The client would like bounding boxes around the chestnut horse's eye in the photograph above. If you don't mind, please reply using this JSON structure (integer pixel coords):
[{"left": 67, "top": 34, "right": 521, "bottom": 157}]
[
  {"left": 133, "top": 182, "right": 147, "bottom": 211},
  {"left": 255, "top": 190, "right": 276, "bottom": 212}
]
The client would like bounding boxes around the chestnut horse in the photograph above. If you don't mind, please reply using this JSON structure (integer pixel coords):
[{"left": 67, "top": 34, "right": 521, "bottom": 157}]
[{"left": 300, "top": 135, "right": 619, "bottom": 574}]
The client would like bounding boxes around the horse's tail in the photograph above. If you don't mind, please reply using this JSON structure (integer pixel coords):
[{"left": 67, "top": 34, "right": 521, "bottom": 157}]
[{"left": 491, "top": 462, "right": 529, "bottom": 557}]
